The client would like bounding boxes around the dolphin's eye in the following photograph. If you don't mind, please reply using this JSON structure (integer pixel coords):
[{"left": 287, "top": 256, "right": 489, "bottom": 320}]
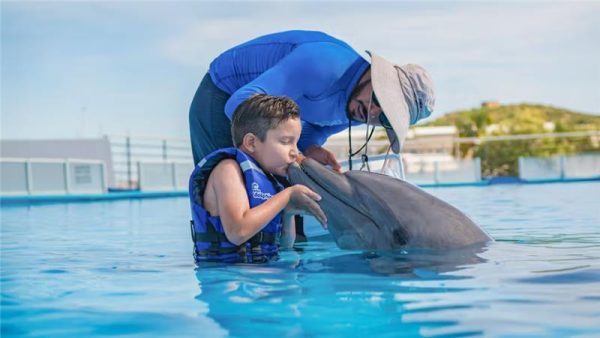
[{"left": 392, "top": 228, "right": 409, "bottom": 245}]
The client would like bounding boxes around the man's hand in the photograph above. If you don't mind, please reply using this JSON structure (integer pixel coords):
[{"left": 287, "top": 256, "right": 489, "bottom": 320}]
[
  {"left": 285, "top": 185, "right": 327, "bottom": 228},
  {"left": 295, "top": 153, "right": 306, "bottom": 164},
  {"left": 304, "top": 145, "right": 342, "bottom": 173}
]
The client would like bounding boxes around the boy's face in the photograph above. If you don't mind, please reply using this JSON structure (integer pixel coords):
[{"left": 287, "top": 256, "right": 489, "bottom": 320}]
[{"left": 252, "top": 117, "right": 301, "bottom": 177}]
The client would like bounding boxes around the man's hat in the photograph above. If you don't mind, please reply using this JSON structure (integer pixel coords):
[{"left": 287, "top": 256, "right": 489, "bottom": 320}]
[{"left": 368, "top": 51, "right": 435, "bottom": 153}]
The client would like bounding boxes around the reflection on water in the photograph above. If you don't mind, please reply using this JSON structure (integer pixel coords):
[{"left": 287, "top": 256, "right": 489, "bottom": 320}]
[
  {"left": 295, "top": 243, "right": 488, "bottom": 277},
  {"left": 194, "top": 236, "right": 599, "bottom": 337}
]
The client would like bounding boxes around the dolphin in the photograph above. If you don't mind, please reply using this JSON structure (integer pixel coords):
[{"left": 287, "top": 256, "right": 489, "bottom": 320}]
[{"left": 287, "top": 158, "right": 492, "bottom": 250}]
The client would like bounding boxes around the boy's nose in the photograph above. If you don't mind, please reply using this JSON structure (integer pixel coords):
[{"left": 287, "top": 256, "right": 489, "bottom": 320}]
[{"left": 290, "top": 146, "right": 299, "bottom": 159}]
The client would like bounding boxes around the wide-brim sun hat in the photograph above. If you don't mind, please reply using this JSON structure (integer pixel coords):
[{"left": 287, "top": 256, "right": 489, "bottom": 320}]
[{"left": 368, "top": 51, "right": 435, "bottom": 153}]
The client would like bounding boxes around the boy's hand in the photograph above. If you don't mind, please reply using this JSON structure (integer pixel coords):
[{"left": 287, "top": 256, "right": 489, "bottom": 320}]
[
  {"left": 304, "top": 145, "right": 342, "bottom": 173},
  {"left": 285, "top": 185, "right": 327, "bottom": 228}
]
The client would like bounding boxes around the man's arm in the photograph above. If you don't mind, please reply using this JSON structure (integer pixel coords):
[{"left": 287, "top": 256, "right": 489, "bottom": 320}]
[
  {"left": 279, "top": 213, "right": 296, "bottom": 249},
  {"left": 296, "top": 122, "right": 348, "bottom": 172},
  {"left": 223, "top": 42, "right": 356, "bottom": 119},
  {"left": 297, "top": 122, "right": 348, "bottom": 152}
]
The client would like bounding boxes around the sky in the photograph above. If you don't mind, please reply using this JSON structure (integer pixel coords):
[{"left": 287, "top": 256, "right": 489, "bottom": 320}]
[{"left": 1, "top": 0, "right": 599, "bottom": 140}]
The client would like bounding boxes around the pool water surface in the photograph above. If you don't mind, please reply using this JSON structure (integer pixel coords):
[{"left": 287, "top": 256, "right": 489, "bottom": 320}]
[{"left": 1, "top": 182, "right": 599, "bottom": 337}]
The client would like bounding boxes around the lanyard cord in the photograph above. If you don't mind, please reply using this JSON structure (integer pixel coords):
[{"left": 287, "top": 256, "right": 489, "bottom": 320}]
[
  {"left": 360, "top": 95, "right": 373, "bottom": 172},
  {"left": 346, "top": 86, "right": 406, "bottom": 178},
  {"left": 347, "top": 90, "right": 376, "bottom": 171},
  {"left": 348, "top": 122, "right": 374, "bottom": 170}
]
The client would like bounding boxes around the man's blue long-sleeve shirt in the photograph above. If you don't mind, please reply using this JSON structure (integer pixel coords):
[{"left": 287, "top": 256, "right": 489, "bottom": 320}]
[{"left": 208, "top": 30, "right": 369, "bottom": 152}]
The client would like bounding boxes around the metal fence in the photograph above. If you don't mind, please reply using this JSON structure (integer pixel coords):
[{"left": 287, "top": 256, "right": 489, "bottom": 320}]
[{"left": 107, "top": 135, "right": 193, "bottom": 189}]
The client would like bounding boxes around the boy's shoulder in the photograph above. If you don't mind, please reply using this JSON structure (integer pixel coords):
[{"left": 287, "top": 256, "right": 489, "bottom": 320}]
[
  {"left": 208, "top": 158, "right": 244, "bottom": 188},
  {"left": 211, "top": 158, "right": 242, "bottom": 177}
]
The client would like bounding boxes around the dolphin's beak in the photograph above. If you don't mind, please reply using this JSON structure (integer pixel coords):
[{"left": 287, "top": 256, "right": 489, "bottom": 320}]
[
  {"left": 287, "top": 161, "right": 303, "bottom": 180},
  {"left": 288, "top": 158, "right": 385, "bottom": 249},
  {"left": 289, "top": 158, "right": 364, "bottom": 219},
  {"left": 296, "top": 159, "right": 350, "bottom": 192}
]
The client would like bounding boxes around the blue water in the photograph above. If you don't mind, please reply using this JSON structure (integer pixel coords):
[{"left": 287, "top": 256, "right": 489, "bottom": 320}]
[{"left": 1, "top": 182, "right": 599, "bottom": 337}]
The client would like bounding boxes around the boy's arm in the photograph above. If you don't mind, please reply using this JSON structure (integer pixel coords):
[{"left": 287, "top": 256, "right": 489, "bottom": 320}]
[{"left": 211, "top": 159, "right": 325, "bottom": 246}]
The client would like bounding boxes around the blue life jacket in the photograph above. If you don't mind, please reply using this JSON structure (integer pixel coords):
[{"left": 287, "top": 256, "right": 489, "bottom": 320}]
[{"left": 189, "top": 147, "right": 284, "bottom": 263}]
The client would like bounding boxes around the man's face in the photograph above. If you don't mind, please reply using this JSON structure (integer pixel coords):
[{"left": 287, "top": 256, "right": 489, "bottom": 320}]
[
  {"left": 253, "top": 117, "right": 301, "bottom": 177},
  {"left": 348, "top": 80, "right": 384, "bottom": 126}
]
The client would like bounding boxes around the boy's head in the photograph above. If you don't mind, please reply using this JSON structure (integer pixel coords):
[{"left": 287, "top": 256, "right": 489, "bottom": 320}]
[
  {"left": 231, "top": 94, "right": 300, "bottom": 147},
  {"left": 231, "top": 94, "right": 301, "bottom": 176}
]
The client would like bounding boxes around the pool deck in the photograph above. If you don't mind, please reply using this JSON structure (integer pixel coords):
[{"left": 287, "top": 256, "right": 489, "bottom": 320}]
[
  {"left": 0, "top": 190, "right": 188, "bottom": 206},
  {"left": 1, "top": 177, "right": 598, "bottom": 205}
]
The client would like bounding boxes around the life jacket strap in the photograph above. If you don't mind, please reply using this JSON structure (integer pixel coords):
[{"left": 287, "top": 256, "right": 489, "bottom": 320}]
[
  {"left": 191, "top": 219, "right": 276, "bottom": 259},
  {"left": 193, "top": 229, "right": 276, "bottom": 247},
  {"left": 192, "top": 228, "right": 230, "bottom": 243},
  {"left": 249, "top": 232, "right": 277, "bottom": 247},
  {"left": 195, "top": 246, "right": 242, "bottom": 256}
]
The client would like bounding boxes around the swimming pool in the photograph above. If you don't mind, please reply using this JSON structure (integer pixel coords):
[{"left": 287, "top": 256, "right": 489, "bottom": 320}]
[{"left": 1, "top": 182, "right": 599, "bottom": 337}]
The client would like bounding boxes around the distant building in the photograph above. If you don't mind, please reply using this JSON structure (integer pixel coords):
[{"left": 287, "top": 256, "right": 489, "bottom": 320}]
[
  {"left": 543, "top": 121, "right": 556, "bottom": 131},
  {"left": 403, "top": 126, "right": 458, "bottom": 155},
  {"left": 322, "top": 127, "right": 386, "bottom": 161},
  {"left": 323, "top": 125, "right": 459, "bottom": 160},
  {"left": 1, "top": 136, "right": 193, "bottom": 193},
  {"left": 484, "top": 123, "right": 510, "bottom": 134},
  {"left": 481, "top": 101, "right": 500, "bottom": 108},
  {"left": 1, "top": 137, "right": 115, "bottom": 186}
]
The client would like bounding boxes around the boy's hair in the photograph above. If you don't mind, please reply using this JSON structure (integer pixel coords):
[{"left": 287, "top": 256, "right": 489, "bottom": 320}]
[{"left": 231, "top": 94, "right": 300, "bottom": 147}]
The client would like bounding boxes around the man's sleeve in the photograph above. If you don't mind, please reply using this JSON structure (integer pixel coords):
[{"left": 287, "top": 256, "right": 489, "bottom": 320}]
[
  {"left": 297, "top": 122, "right": 349, "bottom": 153},
  {"left": 223, "top": 42, "right": 352, "bottom": 119}
]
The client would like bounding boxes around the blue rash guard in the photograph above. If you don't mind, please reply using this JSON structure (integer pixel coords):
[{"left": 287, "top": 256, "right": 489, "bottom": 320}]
[{"left": 208, "top": 30, "right": 369, "bottom": 152}]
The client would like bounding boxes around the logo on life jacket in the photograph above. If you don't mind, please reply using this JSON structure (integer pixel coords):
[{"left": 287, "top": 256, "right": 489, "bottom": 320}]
[{"left": 251, "top": 182, "right": 272, "bottom": 200}]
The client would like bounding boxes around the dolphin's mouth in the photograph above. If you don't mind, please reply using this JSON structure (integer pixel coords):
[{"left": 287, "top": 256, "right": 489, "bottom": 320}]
[{"left": 298, "top": 162, "right": 381, "bottom": 230}]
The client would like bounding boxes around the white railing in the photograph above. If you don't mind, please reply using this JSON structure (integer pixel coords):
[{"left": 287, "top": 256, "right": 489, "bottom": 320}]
[
  {"left": 137, "top": 161, "right": 192, "bottom": 192},
  {"left": 107, "top": 135, "right": 192, "bottom": 189},
  {"left": 339, "top": 154, "right": 482, "bottom": 184},
  {"left": 1, "top": 158, "right": 107, "bottom": 196},
  {"left": 405, "top": 158, "right": 482, "bottom": 184},
  {"left": 519, "top": 153, "right": 600, "bottom": 181}
]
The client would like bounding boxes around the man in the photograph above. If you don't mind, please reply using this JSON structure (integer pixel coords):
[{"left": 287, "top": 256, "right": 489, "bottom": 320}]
[{"left": 189, "top": 30, "right": 435, "bottom": 167}]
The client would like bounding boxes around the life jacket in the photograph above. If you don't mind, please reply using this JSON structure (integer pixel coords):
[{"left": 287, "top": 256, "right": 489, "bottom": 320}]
[{"left": 189, "top": 147, "right": 284, "bottom": 264}]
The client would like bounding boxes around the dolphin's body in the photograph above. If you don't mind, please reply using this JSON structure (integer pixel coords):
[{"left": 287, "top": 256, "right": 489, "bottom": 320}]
[{"left": 288, "top": 158, "right": 492, "bottom": 250}]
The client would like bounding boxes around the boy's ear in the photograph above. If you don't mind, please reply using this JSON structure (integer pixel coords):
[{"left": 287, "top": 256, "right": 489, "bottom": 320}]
[{"left": 242, "top": 133, "right": 258, "bottom": 152}]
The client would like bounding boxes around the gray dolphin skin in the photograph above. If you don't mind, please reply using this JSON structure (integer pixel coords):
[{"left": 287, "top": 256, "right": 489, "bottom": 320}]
[{"left": 288, "top": 158, "right": 492, "bottom": 250}]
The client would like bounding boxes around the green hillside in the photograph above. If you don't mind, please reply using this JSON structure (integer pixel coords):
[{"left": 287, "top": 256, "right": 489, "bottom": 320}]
[
  {"left": 423, "top": 103, "right": 600, "bottom": 137},
  {"left": 423, "top": 104, "right": 600, "bottom": 176}
]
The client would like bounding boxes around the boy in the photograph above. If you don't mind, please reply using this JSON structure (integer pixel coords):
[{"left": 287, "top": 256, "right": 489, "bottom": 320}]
[{"left": 189, "top": 94, "right": 327, "bottom": 263}]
